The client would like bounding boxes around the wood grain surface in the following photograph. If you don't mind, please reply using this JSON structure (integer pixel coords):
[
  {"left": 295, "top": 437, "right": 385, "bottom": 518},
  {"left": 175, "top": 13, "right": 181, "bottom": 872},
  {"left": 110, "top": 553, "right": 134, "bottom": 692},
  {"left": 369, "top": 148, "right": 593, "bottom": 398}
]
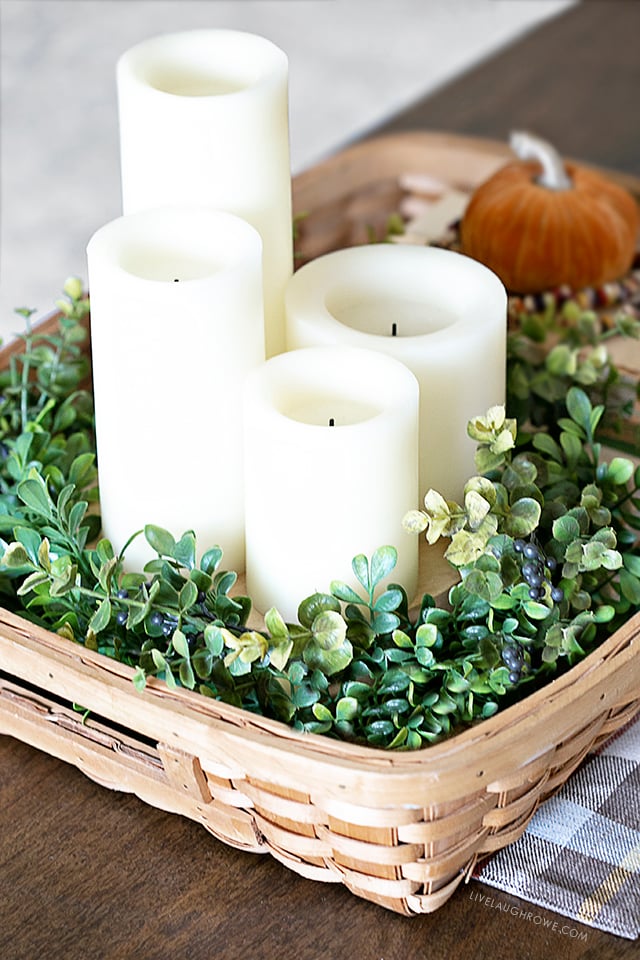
[{"left": 2, "top": 4, "right": 640, "bottom": 958}]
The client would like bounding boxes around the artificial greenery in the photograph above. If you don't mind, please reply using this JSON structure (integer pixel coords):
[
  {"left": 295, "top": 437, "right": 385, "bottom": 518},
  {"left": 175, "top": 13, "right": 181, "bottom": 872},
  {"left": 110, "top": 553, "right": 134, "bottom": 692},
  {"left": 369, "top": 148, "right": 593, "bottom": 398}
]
[{"left": 0, "top": 280, "right": 639, "bottom": 750}]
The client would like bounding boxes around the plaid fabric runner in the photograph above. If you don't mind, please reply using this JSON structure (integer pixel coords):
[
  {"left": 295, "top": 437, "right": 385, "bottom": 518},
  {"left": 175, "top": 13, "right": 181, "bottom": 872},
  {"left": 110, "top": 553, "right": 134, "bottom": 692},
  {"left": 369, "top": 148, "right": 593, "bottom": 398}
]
[{"left": 476, "top": 713, "right": 640, "bottom": 939}]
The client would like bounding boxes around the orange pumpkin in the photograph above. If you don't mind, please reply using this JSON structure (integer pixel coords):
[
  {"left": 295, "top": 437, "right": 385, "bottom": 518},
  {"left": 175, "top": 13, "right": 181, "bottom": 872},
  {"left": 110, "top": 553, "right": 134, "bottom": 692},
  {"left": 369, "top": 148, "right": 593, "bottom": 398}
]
[{"left": 460, "top": 133, "right": 639, "bottom": 294}]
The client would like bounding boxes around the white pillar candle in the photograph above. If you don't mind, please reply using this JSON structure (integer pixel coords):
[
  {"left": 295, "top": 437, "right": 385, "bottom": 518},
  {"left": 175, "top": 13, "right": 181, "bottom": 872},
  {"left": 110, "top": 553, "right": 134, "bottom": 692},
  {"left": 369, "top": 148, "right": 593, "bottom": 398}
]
[
  {"left": 285, "top": 245, "right": 507, "bottom": 502},
  {"left": 117, "top": 29, "right": 292, "bottom": 358},
  {"left": 243, "top": 346, "right": 419, "bottom": 621},
  {"left": 86, "top": 206, "right": 264, "bottom": 572}
]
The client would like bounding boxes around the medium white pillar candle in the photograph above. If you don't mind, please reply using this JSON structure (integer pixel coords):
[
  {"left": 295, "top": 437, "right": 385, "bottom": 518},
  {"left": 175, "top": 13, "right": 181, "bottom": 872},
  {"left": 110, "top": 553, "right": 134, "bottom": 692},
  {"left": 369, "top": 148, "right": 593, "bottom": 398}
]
[
  {"left": 285, "top": 245, "right": 507, "bottom": 502},
  {"left": 243, "top": 346, "right": 419, "bottom": 621},
  {"left": 86, "top": 206, "right": 264, "bottom": 572},
  {"left": 117, "top": 29, "right": 292, "bottom": 358}
]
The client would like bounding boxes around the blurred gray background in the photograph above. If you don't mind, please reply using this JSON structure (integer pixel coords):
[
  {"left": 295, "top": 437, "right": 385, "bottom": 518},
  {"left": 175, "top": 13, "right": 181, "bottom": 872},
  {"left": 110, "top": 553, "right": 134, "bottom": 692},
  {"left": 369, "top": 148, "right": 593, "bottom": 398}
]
[{"left": 0, "top": 0, "right": 574, "bottom": 339}]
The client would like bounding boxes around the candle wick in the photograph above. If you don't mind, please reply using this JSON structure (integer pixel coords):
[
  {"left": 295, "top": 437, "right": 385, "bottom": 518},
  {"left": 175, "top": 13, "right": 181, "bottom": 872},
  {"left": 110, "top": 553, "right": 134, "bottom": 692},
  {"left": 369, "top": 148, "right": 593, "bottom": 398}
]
[
  {"left": 329, "top": 418, "right": 335, "bottom": 427},
  {"left": 391, "top": 322, "right": 397, "bottom": 337},
  {"left": 173, "top": 278, "right": 179, "bottom": 283}
]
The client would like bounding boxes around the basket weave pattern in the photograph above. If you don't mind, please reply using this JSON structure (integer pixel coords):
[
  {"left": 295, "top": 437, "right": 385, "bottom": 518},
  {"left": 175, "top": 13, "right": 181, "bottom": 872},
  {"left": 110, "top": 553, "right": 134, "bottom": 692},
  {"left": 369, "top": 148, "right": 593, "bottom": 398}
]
[{"left": 1, "top": 603, "right": 639, "bottom": 915}]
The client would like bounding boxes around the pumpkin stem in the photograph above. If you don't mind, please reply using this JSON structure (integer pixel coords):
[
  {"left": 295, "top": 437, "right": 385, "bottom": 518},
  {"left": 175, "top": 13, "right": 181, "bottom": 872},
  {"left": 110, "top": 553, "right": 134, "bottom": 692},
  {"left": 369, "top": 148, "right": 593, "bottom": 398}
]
[{"left": 510, "top": 131, "right": 572, "bottom": 190}]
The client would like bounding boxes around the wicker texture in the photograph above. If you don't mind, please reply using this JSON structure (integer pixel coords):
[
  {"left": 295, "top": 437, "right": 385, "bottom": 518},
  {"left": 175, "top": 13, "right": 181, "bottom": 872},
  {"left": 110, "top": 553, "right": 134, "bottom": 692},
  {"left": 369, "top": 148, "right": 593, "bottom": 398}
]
[
  {"left": 1, "top": 132, "right": 639, "bottom": 915},
  {"left": 1, "top": 601, "right": 639, "bottom": 916}
]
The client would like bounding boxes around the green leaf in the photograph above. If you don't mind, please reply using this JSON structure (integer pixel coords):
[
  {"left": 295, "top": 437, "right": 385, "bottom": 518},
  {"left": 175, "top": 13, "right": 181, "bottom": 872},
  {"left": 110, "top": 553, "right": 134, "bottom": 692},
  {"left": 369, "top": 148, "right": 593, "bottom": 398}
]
[
  {"left": 179, "top": 580, "right": 198, "bottom": 612},
  {"left": 373, "top": 588, "right": 403, "bottom": 613},
  {"left": 504, "top": 498, "right": 541, "bottom": 538},
  {"left": 144, "top": 524, "right": 176, "bottom": 557},
  {"left": 372, "top": 611, "right": 401, "bottom": 635},
  {"left": 37, "top": 537, "right": 51, "bottom": 572},
  {"left": 566, "top": 387, "right": 592, "bottom": 433},
  {"left": 370, "top": 546, "right": 397, "bottom": 588},
  {"left": 2, "top": 541, "right": 32, "bottom": 568},
  {"left": 553, "top": 514, "right": 581, "bottom": 544},
  {"left": 312, "top": 703, "right": 333, "bottom": 724},
  {"left": 393, "top": 629, "right": 413, "bottom": 649},
  {"left": 151, "top": 648, "right": 167, "bottom": 671},
  {"left": 264, "top": 606, "right": 289, "bottom": 639},
  {"left": 67, "top": 500, "right": 88, "bottom": 535},
  {"left": 89, "top": 598, "right": 112, "bottom": 633},
  {"left": 523, "top": 600, "right": 552, "bottom": 620},
  {"left": 311, "top": 610, "right": 347, "bottom": 650},
  {"left": 416, "top": 623, "right": 439, "bottom": 647},
  {"left": 16, "top": 570, "right": 49, "bottom": 596},
  {"left": 351, "top": 554, "right": 370, "bottom": 592},
  {"left": 365, "top": 720, "right": 394, "bottom": 740},
  {"left": 297, "top": 592, "right": 341, "bottom": 629},
  {"left": 172, "top": 629, "right": 190, "bottom": 659},
  {"left": 18, "top": 476, "right": 53, "bottom": 517},
  {"left": 15, "top": 526, "right": 42, "bottom": 563},
  {"left": 132, "top": 667, "right": 147, "bottom": 692},
  {"left": 267, "top": 636, "right": 293, "bottom": 672},
  {"left": 620, "top": 569, "right": 640, "bottom": 605},
  {"left": 174, "top": 531, "right": 197, "bottom": 569},
  {"left": 203, "top": 623, "right": 224, "bottom": 656},
  {"left": 560, "top": 430, "right": 582, "bottom": 464},
  {"left": 533, "top": 432, "right": 564, "bottom": 463},
  {"left": 623, "top": 554, "right": 640, "bottom": 577},
  {"left": 607, "top": 457, "right": 635, "bottom": 486},
  {"left": 336, "top": 697, "right": 359, "bottom": 722},
  {"left": 304, "top": 634, "right": 352, "bottom": 677},
  {"left": 463, "top": 569, "right": 503, "bottom": 603},
  {"left": 179, "top": 659, "right": 196, "bottom": 689},
  {"left": 330, "top": 580, "right": 363, "bottom": 605},
  {"left": 200, "top": 546, "right": 223, "bottom": 574},
  {"left": 68, "top": 452, "right": 95, "bottom": 488}
]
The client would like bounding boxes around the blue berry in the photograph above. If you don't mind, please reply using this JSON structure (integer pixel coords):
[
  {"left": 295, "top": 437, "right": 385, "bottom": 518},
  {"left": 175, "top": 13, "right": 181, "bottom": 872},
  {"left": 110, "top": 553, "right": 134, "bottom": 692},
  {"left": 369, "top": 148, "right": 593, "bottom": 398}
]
[
  {"left": 116, "top": 588, "right": 129, "bottom": 599},
  {"left": 523, "top": 543, "right": 539, "bottom": 560},
  {"left": 116, "top": 610, "right": 128, "bottom": 626},
  {"left": 149, "top": 611, "right": 164, "bottom": 628},
  {"left": 508, "top": 670, "right": 521, "bottom": 684},
  {"left": 502, "top": 645, "right": 524, "bottom": 669},
  {"left": 551, "top": 586, "right": 564, "bottom": 603},
  {"left": 522, "top": 562, "right": 543, "bottom": 587},
  {"left": 514, "top": 539, "right": 526, "bottom": 553}
]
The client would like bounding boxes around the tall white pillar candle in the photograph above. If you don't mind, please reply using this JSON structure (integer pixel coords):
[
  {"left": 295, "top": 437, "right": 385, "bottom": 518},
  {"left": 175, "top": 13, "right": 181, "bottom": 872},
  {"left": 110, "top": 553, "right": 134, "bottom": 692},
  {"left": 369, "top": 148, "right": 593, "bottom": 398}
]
[
  {"left": 87, "top": 206, "right": 264, "bottom": 572},
  {"left": 285, "top": 245, "right": 507, "bottom": 502},
  {"left": 117, "top": 29, "right": 292, "bottom": 358},
  {"left": 243, "top": 346, "right": 419, "bottom": 621}
]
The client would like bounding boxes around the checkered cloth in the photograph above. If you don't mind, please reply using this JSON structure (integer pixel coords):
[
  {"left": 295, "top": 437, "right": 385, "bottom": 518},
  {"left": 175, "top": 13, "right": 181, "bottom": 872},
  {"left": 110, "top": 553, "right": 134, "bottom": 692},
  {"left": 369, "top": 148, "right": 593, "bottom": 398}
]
[{"left": 476, "top": 714, "right": 640, "bottom": 939}]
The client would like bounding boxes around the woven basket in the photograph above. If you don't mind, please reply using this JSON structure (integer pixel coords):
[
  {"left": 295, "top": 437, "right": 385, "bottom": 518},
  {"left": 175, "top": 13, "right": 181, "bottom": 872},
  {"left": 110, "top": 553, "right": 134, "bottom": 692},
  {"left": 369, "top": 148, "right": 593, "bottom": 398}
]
[{"left": 1, "top": 132, "right": 639, "bottom": 917}]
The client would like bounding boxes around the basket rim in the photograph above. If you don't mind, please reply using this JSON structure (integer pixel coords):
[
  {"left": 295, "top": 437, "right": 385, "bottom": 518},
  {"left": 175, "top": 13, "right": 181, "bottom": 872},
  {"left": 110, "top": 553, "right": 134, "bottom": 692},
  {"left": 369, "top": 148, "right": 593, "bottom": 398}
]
[{"left": 2, "top": 601, "right": 638, "bottom": 774}]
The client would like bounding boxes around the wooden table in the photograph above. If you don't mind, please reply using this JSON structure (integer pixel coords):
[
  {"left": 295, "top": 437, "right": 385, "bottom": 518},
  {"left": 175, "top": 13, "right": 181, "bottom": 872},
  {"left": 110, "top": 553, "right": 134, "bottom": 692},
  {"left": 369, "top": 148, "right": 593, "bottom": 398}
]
[{"left": 2, "top": 4, "right": 639, "bottom": 958}]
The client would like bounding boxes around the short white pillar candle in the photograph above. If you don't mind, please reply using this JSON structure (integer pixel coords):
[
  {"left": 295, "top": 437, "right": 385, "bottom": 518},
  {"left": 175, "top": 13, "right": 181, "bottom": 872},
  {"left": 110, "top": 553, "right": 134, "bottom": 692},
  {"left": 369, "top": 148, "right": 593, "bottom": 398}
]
[
  {"left": 117, "top": 29, "right": 292, "bottom": 358},
  {"left": 285, "top": 245, "right": 507, "bottom": 502},
  {"left": 243, "top": 346, "right": 419, "bottom": 621},
  {"left": 87, "top": 206, "right": 264, "bottom": 572}
]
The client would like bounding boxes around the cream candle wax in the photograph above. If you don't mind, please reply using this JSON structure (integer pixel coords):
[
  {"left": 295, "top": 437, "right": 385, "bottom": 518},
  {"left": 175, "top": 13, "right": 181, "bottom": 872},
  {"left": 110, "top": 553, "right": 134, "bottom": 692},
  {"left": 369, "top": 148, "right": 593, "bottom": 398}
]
[
  {"left": 117, "top": 30, "right": 292, "bottom": 357},
  {"left": 87, "top": 207, "right": 264, "bottom": 572},
  {"left": 285, "top": 245, "right": 507, "bottom": 502},
  {"left": 243, "top": 346, "right": 419, "bottom": 621}
]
